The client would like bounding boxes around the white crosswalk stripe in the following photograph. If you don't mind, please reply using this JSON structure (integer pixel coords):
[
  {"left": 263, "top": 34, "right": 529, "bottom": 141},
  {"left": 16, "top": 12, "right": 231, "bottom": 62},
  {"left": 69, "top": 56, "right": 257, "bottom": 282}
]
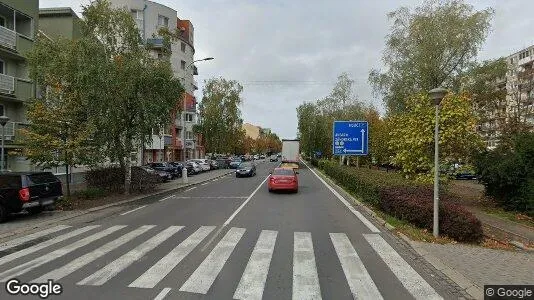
[
  {"left": 179, "top": 227, "right": 245, "bottom": 294},
  {"left": 0, "top": 225, "right": 124, "bottom": 282},
  {"left": 293, "top": 232, "right": 322, "bottom": 300},
  {"left": 0, "top": 224, "right": 445, "bottom": 299},
  {"left": 330, "top": 233, "right": 383, "bottom": 299},
  {"left": 0, "top": 225, "right": 71, "bottom": 252},
  {"left": 77, "top": 226, "right": 183, "bottom": 286},
  {"left": 233, "top": 230, "right": 277, "bottom": 300},
  {"left": 364, "top": 234, "right": 443, "bottom": 300},
  {"left": 0, "top": 225, "right": 100, "bottom": 267},
  {"left": 129, "top": 226, "right": 216, "bottom": 289},
  {"left": 31, "top": 225, "right": 155, "bottom": 283}
]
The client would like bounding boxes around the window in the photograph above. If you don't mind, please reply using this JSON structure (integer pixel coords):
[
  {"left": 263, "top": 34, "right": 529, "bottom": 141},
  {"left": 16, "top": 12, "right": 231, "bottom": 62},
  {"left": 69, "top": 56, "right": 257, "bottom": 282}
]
[
  {"left": 158, "top": 15, "right": 169, "bottom": 28},
  {"left": 0, "top": 59, "right": 4, "bottom": 74},
  {"left": 131, "top": 10, "right": 143, "bottom": 20},
  {"left": 181, "top": 60, "right": 186, "bottom": 70},
  {"left": 185, "top": 131, "right": 194, "bottom": 140},
  {"left": 185, "top": 114, "right": 194, "bottom": 122},
  {"left": 157, "top": 53, "right": 163, "bottom": 59},
  {"left": 0, "top": 16, "right": 5, "bottom": 27},
  {"left": 181, "top": 42, "right": 186, "bottom": 52},
  {"left": 0, "top": 105, "right": 4, "bottom": 116}
]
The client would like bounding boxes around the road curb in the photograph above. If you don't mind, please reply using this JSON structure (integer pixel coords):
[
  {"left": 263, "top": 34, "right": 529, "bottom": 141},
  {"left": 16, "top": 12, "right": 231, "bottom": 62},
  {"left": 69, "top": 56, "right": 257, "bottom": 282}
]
[
  {"left": 0, "top": 170, "right": 236, "bottom": 241},
  {"left": 306, "top": 161, "right": 482, "bottom": 300}
]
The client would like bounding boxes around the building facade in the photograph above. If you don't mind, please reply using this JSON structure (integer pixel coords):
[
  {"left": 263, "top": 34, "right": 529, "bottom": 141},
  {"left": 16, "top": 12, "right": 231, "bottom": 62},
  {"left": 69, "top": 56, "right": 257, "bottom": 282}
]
[
  {"left": 0, "top": 0, "right": 38, "bottom": 171},
  {"left": 38, "top": 7, "right": 81, "bottom": 40},
  {"left": 109, "top": 0, "right": 203, "bottom": 164}
]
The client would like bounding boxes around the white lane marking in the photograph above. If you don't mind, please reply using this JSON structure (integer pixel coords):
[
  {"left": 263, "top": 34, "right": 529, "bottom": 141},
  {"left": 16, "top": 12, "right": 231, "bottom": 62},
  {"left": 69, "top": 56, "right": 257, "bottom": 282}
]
[
  {"left": 129, "top": 226, "right": 216, "bottom": 288},
  {"left": 120, "top": 205, "right": 147, "bottom": 216},
  {"left": 179, "top": 227, "right": 246, "bottom": 294},
  {"left": 159, "top": 195, "right": 175, "bottom": 202},
  {"left": 300, "top": 159, "right": 380, "bottom": 233},
  {"left": 0, "top": 225, "right": 71, "bottom": 251},
  {"left": 364, "top": 234, "right": 443, "bottom": 300},
  {"left": 200, "top": 176, "right": 267, "bottom": 252},
  {"left": 293, "top": 232, "right": 322, "bottom": 300},
  {"left": 330, "top": 233, "right": 383, "bottom": 299},
  {"left": 0, "top": 226, "right": 124, "bottom": 282},
  {"left": 185, "top": 187, "right": 197, "bottom": 192},
  {"left": 201, "top": 182, "right": 209, "bottom": 186},
  {"left": 154, "top": 287, "right": 172, "bottom": 300},
  {"left": 233, "top": 230, "right": 277, "bottom": 300},
  {"left": 32, "top": 225, "right": 155, "bottom": 283},
  {"left": 77, "top": 226, "right": 183, "bottom": 286},
  {"left": 0, "top": 225, "right": 99, "bottom": 267}
]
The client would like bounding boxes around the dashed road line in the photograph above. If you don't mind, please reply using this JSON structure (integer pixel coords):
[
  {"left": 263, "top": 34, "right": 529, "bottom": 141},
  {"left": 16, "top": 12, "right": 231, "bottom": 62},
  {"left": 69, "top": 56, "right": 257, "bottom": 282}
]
[{"left": 120, "top": 205, "right": 147, "bottom": 216}]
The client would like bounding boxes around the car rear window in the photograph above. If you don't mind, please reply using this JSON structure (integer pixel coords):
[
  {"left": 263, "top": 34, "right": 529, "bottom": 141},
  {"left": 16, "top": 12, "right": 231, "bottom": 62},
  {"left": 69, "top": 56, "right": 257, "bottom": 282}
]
[
  {"left": 0, "top": 175, "right": 21, "bottom": 188},
  {"left": 239, "top": 163, "right": 252, "bottom": 168},
  {"left": 272, "top": 169, "right": 294, "bottom": 176},
  {"left": 27, "top": 173, "right": 59, "bottom": 184}
]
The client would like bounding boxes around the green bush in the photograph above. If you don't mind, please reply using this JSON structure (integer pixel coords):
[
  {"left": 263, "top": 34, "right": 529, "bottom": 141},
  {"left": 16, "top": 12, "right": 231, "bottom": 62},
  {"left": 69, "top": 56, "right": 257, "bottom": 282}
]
[
  {"left": 86, "top": 167, "right": 161, "bottom": 193},
  {"left": 318, "top": 159, "right": 417, "bottom": 207},
  {"left": 72, "top": 187, "right": 107, "bottom": 200},
  {"left": 475, "top": 133, "right": 534, "bottom": 216},
  {"left": 317, "top": 159, "right": 484, "bottom": 243}
]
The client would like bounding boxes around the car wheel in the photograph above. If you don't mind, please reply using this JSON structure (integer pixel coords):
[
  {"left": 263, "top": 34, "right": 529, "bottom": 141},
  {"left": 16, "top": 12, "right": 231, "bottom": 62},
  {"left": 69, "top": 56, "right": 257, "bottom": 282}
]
[
  {"left": 27, "top": 206, "right": 44, "bottom": 215},
  {"left": 0, "top": 204, "right": 8, "bottom": 222}
]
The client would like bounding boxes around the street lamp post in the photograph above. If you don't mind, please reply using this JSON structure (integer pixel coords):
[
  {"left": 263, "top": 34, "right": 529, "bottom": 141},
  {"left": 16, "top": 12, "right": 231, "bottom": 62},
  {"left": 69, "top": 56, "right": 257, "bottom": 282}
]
[
  {"left": 0, "top": 115, "right": 9, "bottom": 172},
  {"left": 181, "top": 57, "right": 214, "bottom": 183},
  {"left": 428, "top": 87, "right": 448, "bottom": 238}
]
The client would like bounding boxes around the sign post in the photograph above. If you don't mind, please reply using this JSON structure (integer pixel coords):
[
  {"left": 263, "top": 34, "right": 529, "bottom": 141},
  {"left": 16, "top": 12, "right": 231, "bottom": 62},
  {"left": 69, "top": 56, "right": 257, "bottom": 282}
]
[{"left": 333, "top": 121, "right": 369, "bottom": 157}]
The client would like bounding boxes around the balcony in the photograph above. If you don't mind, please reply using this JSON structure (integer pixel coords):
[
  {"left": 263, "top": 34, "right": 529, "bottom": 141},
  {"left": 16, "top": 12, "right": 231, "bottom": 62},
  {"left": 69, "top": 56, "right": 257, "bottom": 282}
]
[
  {"left": 0, "top": 74, "right": 33, "bottom": 101},
  {"left": 145, "top": 134, "right": 172, "bottom": 150},
  {"left": 0, "top": 122, "right": 28, "bottom": 142},
  {"left": 146, "top": 38, "right": 170, "bottom": 52},
  {"left": 173, "top": 137, "right": 183, "bottom": 149},
  {"left": 192, "top": 79, "right": 198, "bottom": 91},
  {"left": 0, "top": 25, "right": 16, "bottom": 49}
]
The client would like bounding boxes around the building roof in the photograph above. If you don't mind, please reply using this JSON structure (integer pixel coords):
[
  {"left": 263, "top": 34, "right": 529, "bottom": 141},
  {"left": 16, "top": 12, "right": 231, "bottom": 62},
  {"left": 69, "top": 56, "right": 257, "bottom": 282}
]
[{"left": 39, "top": 7, "right": 79, "bottom": 18}]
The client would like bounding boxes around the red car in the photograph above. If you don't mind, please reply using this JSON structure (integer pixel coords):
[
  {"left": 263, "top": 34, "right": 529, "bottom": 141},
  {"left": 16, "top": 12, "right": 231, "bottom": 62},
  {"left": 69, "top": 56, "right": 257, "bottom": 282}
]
[{"left": 268, "top": 167, "right": 299, "bottom": 193}]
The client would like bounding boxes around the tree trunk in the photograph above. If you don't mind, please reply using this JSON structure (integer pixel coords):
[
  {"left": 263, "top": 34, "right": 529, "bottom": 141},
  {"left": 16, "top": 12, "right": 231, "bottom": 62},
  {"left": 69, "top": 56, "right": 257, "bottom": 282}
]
[
  {"left": 124, "top": 149, "right": 132, "bottom": 195},
  {"left": 65, "top": 163, "right": 71, "bottom": 197}
]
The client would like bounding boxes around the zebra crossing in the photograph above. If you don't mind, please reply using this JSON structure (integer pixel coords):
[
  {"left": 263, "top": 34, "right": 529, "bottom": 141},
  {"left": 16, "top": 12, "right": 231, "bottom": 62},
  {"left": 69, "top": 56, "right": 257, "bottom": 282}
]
[{"left": 0, "top": 224, "right": 444, "bottom": 299}]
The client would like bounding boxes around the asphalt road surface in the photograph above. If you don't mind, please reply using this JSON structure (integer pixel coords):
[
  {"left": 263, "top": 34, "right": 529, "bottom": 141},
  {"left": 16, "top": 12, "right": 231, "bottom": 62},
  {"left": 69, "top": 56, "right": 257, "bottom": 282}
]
[{"left": 0, "top": 160, "right": 462, "bottom": 299}]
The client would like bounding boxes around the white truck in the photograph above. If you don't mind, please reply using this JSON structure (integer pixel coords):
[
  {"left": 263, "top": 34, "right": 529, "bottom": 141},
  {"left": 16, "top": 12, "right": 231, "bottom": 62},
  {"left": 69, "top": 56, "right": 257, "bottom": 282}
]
[{"left": 281, "top": 139, "right": 300, "bottom": 168}]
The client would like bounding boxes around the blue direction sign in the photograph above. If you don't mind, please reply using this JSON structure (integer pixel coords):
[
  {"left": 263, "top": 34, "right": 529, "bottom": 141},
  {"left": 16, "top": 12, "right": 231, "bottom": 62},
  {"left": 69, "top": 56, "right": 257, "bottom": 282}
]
[{"left": 333, "top": 121, "right": 368, "bottom": 156}]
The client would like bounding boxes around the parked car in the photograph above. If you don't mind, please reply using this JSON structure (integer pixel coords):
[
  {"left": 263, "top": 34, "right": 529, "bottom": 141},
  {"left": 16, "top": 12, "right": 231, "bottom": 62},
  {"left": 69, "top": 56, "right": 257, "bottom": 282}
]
[
  {"left": 147, "top": 162, "right": 180, "bottom": 179},
  {"left": 236, "top": 162, "right": 256, "bottom": 177},
  {"left": 268, "top": 167, "right": 299, "bottom": 193},
  {"left": 190, "top": 159, "right": 211, "bottom": 172},
  {"left": 187, "top": 161, "right": 203, "bottom": 174},
  {"left": 171, "top": 162, "right": 195, "bottom": 176},
  {"left": 253, "top": 154, "right": 260, "bottom": 160},
  {"left": 168, "top": 162, "right": 184, "bottom": 176},
  {"left": 229, "top": 159, "right": 242, "bottom": 169},
  {"left": 454, "top": 172, "right": 477, "bottom": 180},
  {"left": 0, "top": 172, "right": 63, "bottom": 222},
  {"left": 260, "top": 154, "right": 266, "bottom": 159},
  {"left": 208, "top": 160, "right": 219, "bottom": 170},
  {"left": 277, "top": 153, "right": 282, "bottom": 158},
  {"left": 269, "top": 155, "right": 278, "bottom": 162},
  {"left": 140, "top": 166, "right": 171, "bottom": 182}
]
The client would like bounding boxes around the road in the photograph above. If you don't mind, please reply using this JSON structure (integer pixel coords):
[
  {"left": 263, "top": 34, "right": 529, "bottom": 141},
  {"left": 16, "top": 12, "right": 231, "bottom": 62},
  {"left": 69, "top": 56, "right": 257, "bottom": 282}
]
[{"left": 0, "top": 160, "right": 462, "bottom": 299}]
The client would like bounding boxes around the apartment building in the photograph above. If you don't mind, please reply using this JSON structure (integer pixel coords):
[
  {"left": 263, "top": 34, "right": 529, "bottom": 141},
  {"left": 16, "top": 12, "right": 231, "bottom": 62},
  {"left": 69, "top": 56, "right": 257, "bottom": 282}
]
[
  {"left": 39, "top": 7, "right": 81, "bottom": 40},
  {"left": 109, "top": 0, "right": 204, "bottom": 164},
  {"left": 0, "top": 0, "right": 38, "bottom": 171}
]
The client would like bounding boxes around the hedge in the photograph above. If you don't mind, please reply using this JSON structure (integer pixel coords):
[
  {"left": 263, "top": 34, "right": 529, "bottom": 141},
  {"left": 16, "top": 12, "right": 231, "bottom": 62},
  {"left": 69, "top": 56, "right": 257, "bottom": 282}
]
[
  {"left": 317, "top": 160, "right": 483, "bottom": 243},
  {"left": 86, "top": 167, "right": 161, "bottom": 193}
]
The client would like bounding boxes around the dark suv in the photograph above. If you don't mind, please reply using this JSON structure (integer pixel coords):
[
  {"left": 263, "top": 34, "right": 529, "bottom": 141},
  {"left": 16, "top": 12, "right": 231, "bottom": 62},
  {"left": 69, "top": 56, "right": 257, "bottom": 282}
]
[
  {"left": 147, "top": 162, "right": 180, "bottom": 179},
  {"left": 0, "top": 172, "right": 63, "bottom": 222}
]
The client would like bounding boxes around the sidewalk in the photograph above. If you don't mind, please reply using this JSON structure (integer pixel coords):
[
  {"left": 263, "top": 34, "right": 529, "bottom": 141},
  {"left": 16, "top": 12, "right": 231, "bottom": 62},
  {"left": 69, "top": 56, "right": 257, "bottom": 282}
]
[{"left": 0, "top": 168, "right": 236, "bottom": 240}]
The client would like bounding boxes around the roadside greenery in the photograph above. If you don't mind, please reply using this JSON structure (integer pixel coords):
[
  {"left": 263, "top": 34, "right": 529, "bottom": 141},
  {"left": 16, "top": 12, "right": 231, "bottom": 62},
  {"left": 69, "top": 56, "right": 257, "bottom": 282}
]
[
  {"left": 369, "top": 0, "right": 494, "bottom": 114},
  {"left": 475, "top": 133, "right": 534, "bottom": 216},
  {"left": 318, "top": 160, "right": 483, "bottom": 243},
  {"left": 23, "top": 0, "right": 183, "bottom": 195},
  {"left": 388, "top": 92, "right": 483, "bottom": 181}
]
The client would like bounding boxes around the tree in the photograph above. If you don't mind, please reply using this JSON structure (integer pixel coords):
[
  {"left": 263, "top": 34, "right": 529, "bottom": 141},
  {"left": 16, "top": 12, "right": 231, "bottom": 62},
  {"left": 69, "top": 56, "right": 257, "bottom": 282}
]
[
  {"left": 365, "top": 108, "right": 393, "bottom": 166},
  {"left": 388, "top": 92, "right": 483, "bottom": 181},
  {"left": 369, "top": 0, "right": 494, "bottom": 113},
  {"left": 198, "top": 77, "right": 244, "bottom": 154},
  {"left": 26, "top": 0, "right": 183, "bottom": 195}
]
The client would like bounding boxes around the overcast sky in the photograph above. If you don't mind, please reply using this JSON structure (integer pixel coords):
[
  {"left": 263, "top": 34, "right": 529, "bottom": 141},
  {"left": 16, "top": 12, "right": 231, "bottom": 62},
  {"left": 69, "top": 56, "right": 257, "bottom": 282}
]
[{"left": 40, "top": 0, "right": 534, "bottom": 139}]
